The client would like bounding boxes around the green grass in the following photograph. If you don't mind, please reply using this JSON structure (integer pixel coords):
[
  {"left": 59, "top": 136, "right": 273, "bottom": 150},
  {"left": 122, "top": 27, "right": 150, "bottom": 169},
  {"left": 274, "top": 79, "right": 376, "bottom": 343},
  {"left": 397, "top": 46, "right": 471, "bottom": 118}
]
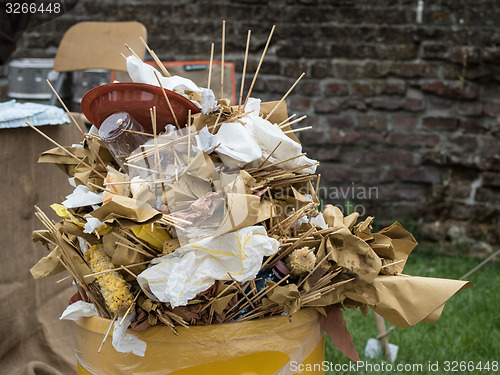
[{"left": 324, "top": 249, "right": 500, "bottom": 375}]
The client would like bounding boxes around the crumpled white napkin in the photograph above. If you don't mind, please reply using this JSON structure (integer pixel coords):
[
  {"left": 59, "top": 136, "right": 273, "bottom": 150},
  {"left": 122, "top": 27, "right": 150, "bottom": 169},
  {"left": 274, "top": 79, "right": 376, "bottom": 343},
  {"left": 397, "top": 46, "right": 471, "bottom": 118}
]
[
  {"left": 137, "top": 226, "right": 279, "bottom": 307},
  {"left": 112, "top": 311, "right": 147, "bottom": 357},
  {"left": 59, "top": 301, "right": 99, "bottom": 320},
  {"left": 62, "top": 185, "right": 103, "bottom": 208},
  {"left": 126, "top": 55, "right": 200, "bottom": 92}
]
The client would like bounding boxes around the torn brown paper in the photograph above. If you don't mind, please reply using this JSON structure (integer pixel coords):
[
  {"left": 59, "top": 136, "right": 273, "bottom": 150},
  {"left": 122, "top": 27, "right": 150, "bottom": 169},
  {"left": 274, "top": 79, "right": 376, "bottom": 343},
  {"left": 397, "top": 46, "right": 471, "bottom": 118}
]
[{"left": 370, "top": 275, "right": 473, "bottom": 328}]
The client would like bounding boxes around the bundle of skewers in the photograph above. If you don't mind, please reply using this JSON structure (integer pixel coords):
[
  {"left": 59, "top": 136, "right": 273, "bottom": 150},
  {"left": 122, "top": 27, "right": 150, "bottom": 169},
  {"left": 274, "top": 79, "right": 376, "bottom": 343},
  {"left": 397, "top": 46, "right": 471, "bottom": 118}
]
[{"left": 30, "top": 22, "right": 470, "bottom": 360}]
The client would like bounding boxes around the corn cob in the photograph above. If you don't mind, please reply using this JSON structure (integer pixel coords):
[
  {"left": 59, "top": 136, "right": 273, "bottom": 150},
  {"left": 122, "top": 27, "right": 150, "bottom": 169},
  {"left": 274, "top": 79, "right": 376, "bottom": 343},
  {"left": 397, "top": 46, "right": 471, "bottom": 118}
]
[{"left": 86, "top": 245, "right": 133, "bottom": 316}]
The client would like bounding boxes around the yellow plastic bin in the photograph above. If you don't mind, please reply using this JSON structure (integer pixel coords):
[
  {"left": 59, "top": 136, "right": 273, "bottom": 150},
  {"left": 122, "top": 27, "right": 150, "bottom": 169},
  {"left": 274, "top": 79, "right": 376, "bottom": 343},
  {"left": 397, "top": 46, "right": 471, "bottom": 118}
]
[{"left": 74, "top": 308, "right": 325, "bottom": 375}]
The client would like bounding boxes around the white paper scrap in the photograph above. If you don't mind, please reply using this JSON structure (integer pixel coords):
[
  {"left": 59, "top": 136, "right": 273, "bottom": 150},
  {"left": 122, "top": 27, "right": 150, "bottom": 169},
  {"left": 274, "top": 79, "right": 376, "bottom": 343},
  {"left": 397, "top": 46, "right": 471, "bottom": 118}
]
[
  {"left": 112, "top": 311, "right": 147, "bottom": 357},
  {"left": 59, "top": 301, "right": 98, "bottom": 320},
  {"left": 138, "top": 226, "right": 279, "bottom": 307},
  {"left": 126, "top": 55, "right": 200, "bottom": 92},
  {"left": 62, "top": 185, "right": 103, "bottom": 208}
]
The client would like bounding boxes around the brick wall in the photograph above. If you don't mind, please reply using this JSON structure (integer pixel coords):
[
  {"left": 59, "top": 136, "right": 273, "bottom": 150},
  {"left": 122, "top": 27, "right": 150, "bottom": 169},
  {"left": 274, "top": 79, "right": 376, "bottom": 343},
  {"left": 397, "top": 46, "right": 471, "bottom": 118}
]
[{"left": 5, "top": 0, "right": 500, "bottom": 250}]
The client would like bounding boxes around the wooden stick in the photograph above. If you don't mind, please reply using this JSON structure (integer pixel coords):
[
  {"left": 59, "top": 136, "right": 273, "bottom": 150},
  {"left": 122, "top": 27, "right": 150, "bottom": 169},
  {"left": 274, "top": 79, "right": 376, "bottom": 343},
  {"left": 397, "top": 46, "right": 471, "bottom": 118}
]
[
  {"left": 187, "top": 110, "right": 192, "bottom": 162},
  {"left": 120, "top": 265, "right": 138, "bottom": 279},
  {"left": 26, "top": 122, "right": 106, "bottom": 179},
  {"left": 84, "top": 261, "right": 151, "bottom": 278},
  {"left": 278, "top": 113, "right": 296, "bottom": 127},
  {"left": 227, "top": 274, "right": 255, "bottom": 308},
  {"left": 208, "top": 43, "right": 214, "bottom": 90},
  {"left": 257, "top": 141, "right": 282, "bottom": 169},
  {"left": 56, "top": 275, "right": 71, "bottom": 284},
  {"left": 255, "top": 152, "right": 307, "bottom": 172},
  {"left": 238, "top": 30, "right": 251, "bottom": 113},
  {"left": 374, "top": 313, "right": 392, "bottom": 362},
  {"left": 279, "top": 115, "right": 307, "bottom": 129},
  {"left": 139, "top": 37, "right": 171, "bottom": 77},
  {"left": 98, "top": 314, "right": 117, "bottom": 353},
  {"left": 87, "top": 182, "right": 117, "bottom": 195},
  {"left": 153, "top": 71, "right": 180, "bottom": 129},
  {"left": 243, "top": 25, "right": 276, "bottom": 108},
  {"left": 283, "top": 126, "right": 312, "bottom": 134},
  {"left": 266, "top": 72, "right": 306, "bottom": 120},
  {"left": 124, "top": 43, "right": 141, "bottom": 59},
  {"left": 220, "top": 20, "right": 226, "bottom": 100},
  {"left": 119, "top": 291, "right": 141, "bottom": 326},
  {"left": 381, "top": 259, "right": 405, "bottom": 269},
  {"left": 45, "top": 79, "right": 107, "bottom": 169}
]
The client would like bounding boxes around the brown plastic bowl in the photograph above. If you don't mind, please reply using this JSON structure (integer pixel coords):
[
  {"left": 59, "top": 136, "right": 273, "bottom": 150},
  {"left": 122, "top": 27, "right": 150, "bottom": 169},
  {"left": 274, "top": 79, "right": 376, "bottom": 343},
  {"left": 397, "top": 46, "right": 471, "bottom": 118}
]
[{"left": 81, "top": 82, "right": 200, "bottom": 133}]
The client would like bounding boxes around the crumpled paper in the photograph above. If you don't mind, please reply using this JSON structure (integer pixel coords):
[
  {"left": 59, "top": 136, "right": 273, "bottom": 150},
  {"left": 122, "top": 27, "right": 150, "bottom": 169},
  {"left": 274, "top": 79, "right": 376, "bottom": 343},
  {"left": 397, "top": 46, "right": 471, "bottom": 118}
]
[
  {"left": 200, "top": 88, "right": 219, "bottom": 114},
  {"left": 112, "top": 311, "right": 147, "bottom": 357},
  {"left": 126, "top": 55, "right": 200, "bottom": 93},
  {"left": 60, "top": 301, "right": 98, "bottom": 320},
  {"left": 137, "top": 226, "right": 279, "bottom": 307},
  {"left": 62, "top": 184, "right": 103, "bottom": 208}
]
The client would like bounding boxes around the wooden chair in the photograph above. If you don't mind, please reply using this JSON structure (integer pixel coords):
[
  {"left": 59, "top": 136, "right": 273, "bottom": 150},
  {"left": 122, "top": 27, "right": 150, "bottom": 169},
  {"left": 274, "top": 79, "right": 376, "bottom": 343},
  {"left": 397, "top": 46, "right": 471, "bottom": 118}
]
[{"left": 50, "top": 21, "right": 147, "bottom": 105}]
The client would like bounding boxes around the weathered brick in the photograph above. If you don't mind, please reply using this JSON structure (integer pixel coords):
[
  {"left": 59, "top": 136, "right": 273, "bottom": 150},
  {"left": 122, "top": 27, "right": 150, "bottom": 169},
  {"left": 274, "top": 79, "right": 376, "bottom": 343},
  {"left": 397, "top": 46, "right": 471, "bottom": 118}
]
[
  {"left": 283, "top": 62, "right": 308, "bottom": 77},
  {"left": 451, "top": 136, "right": 479, "bottom": 152},
  {"left": 357, "top": 115, "right": 387, "bottom": 131},
  {"left": 456, "top": 102, "right": 483, "bottom": 117},
  {"left": 383, "top": 79, "right": 407, "bottom": 96},
  {"left": 460, "top": 119, "right": 485, "bottom": 133},
  {"left": 483, "top": 102, "right": 500, "bottom": 117},
  {"left": 311, "top": 61, "right": 332, "bottom": 78},
  {"left": 449, "top": 46, "right": 480, "bottom": 64},
  {"left": 329, "top": 130, "right": 384, "bottom": 144},
  {"left": 422, "top": 43, "right": 448, "bottom": 60},
  {"left": 482, "top": 138, "right": 500, "bottom": 156},
  {"left": 421, "top": 81, "right": 478, "bottom": 99},
  {"left": 386, "top": 167, "right": 442, "bottom": 184},
  {"left": 370, "top": 100, "right": 401, "bottom": 111},
  {"left": 351, "top": 82, "right": 375, "bottom": 96},
  {"left": 300, "top": 130, "right": 331, "bottom": 146},
  {"left": 323, "top": 81, "right": 349, "bottom": 96},
  {"left": 386, "top": 133, "right": 440, "bottom": 147},
  {"left": 288, "top": 96, "right": 312, "bottom": 111},
  {"left": 313, "top": 99, "right": 340, "bottom": 114},
  {"left": 365, "top": 150, "right": 415, "bottom": 166},
  {"left": 341, "top": 98, "right": 368, "bottom": 111},
  {"left": 390, "top": 116, "right": 418, "bottom": 131},
  {"left": 316, "top": 147, "right": 341, "bottom": 161},
  {"left": 483, "top": 172, "right": 500, "bottom": 187},
  {"left": 375, "top": 44, "right": 417, "bottom": 60},
  {"left": 327, "top": 116, "right": 355, "bottom": 129},
  {"left": 422, "top": 117, "right": 458, "bottom": 131},
  {"left": 403, "top": 98, "right": 426, "bottom": 112},
  {"left": 299, "top": 81, "right": 321, "bottom": 96},
  {"left": 335, "top": 63, "right": 362, "bottom": 79},
  {"left": 476, "top": 187, "right": 500, "bottom": 203}
]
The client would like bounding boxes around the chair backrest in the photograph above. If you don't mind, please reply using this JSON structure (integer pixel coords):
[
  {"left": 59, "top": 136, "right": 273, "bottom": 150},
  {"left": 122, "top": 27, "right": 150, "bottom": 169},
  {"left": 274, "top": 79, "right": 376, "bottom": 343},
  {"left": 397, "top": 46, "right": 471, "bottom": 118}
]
[{"left": 53, "top": 21, "right": 147, "bottom": 72}]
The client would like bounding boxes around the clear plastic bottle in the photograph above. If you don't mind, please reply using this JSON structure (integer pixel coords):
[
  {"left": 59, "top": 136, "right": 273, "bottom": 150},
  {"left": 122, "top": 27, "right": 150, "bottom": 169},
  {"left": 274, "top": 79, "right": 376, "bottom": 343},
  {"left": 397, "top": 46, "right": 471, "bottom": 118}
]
[{"left": 98, "top": 112, "right": 150, "bottom": 168}]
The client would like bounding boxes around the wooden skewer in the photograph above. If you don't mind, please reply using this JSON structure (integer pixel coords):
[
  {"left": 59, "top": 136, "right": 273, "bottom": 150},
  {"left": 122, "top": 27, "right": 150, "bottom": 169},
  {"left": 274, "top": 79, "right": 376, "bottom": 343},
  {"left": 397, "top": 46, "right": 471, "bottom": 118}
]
[
  {"left": 117, "top": 243, "right": 155, "bottom": 259},
  {"left": 153, "top": 71, "right": 180, "bottom": 129},
  {"left": 87, "top": 182, "right": 117, "bottom": 195},
  {"left": 278, "top": 113, "right": 296, "bottom": 127},
  {"left": 238, "top": 30, "right": 251, "bottom": 113},
  {"left": 208, "top": 43, "right": 214, "bottom": 90},
  {"left": 98, "top": 314, "right": 117, "bottom": 352},
  {"left": 45, "top": 79, "right": 107, "bottom": 169},
  {"left": 279, "top": 115, "right": 307, "bottom": 129},
  {"left": 139, "top": 37, "right": 171, "bottom": 77},
  {"left": 119, "top": 291, "right": 141, "bottom": 326},
  {"left": 266, "top": 72, "right": 306, "bottom": 120},
  {"left": 314, "top": 174, "right": 321, "bottom": 202},
  {"left": 220, "top": 20, "right": 226, "bottom": 100},
  {"left": 243, "top": 25, "right": 276, "bottom": 108},
  {"left": 381, "top": 259, "right": 405, "bottom": 269},
  {"left": 26, "top": 122, "right": 106, "bottom": 179},
  {"left": 121, "top": 52, "right": 127, "bottom": 60},
  {"left": 120, "top": 264, "right": 138, "bottom": 279},
  {"left": 257, "top": 141, "right": 282, "bottom": 169},
  {"left": 187, "top": 111, "right": 192, "bottom": 163},
  {"left": 283, "top": 126, "right": 312, "bottom": 134},
  {"left": 123, "top": 163, "right": 157, "bottom": 173},
  {"left": 227, "top": 273, "right": 255, "bottom": 309},
  {"left": 255, "top": 152, "right": 307, "bottom": 172},
  {"left": 56, "top": 275, "right": 71, "bottom": 284},
  {"left": 84, "top": 261, "right": 151, "bottom": 278},
  {"left": 124, "top": 43, "right": 141, "bottom": 59}
]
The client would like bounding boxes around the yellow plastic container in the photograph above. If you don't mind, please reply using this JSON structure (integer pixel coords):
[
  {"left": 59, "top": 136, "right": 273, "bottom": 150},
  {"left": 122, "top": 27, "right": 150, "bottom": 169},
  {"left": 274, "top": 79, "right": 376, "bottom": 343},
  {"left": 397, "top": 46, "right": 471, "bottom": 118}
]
[{"left": 74, "top": 308, "right": 325, "bottom": 375}]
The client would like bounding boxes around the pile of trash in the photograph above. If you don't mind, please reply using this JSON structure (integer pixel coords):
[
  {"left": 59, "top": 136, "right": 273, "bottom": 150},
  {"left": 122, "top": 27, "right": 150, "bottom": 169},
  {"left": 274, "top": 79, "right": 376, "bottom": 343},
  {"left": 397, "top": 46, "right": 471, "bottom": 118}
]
[{"left": 30, "top": 38, "right": 471, "bottom": 362}]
